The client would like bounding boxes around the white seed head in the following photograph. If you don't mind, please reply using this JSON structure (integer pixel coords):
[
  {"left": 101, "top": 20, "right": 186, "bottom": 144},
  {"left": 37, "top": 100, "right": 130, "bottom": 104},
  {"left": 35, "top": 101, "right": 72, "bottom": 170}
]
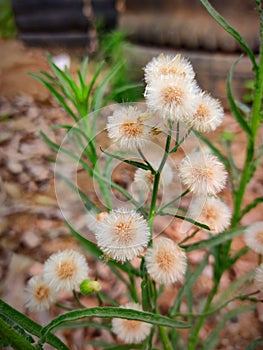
[
  {"left": 244, "top": 222, "right": 263, "bottom": 255},
  {"left": 106, "top": 106, "right": 152, "bottom": 150},
  {"left": 95, "top": 208, "right": 150, "bottom": 262},
  {"left": 178, "top": 152, "right": 227, "bottom": 196},
  {"left": 112, "top": 302, "right": 151, "bottom": 344},
  {"left": 144, "top": 53, "right": 195, "bottom": 84},
  {"left": 144, "top": 75, "right": 199, "bottom": 122},
  {"left": 43, "top": 249, "right": 89, "bottom": 292},
  {"left": 145, "top": 237, "right": 187, "bottom": 284},
  {"left": 189, "top": 196, "right": 231, "bottom": 233},
  {"left": 25, "top": 275, "right": 56, "bottom": 312},
  {"left": 183, "top": 91, "right": 224, "bottom": 133}
]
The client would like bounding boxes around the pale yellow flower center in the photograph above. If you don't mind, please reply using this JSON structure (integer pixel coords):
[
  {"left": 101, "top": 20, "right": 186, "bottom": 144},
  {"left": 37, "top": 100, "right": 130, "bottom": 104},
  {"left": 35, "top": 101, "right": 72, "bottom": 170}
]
[
  {"left": 121, "top": 122, "right": 143, "bottom": 137},
  {"left": 193, "top": 166, "right": 214, "bottom": 181},
  {"left": 115, "top": 221, "right": 133, "bottom": 244},
  {"left": 256, "top": 231, "right": 263, "bottom": 245},
  {"left": 122, "top": 319, "right": 141, "bottom": 330},
  {"left": 156, "top": 249, "right": 174, "bottom": 271},
  {"left": 57, "top": 259, "right": 77, "bottom": 280},
  {"left": 145, "top": 171, "right": 155, "bottom": 184},
  {"left": 194, "top": 103, "right": 209, "bottom": 121},
  {"left": 203, "top": 206, "right": 218, "bottom": 222},
  {"left": 34, "top": 285, "right": 50, "bottom": 301},
  {"left": 162, "top": 86, "right": 183, "bottom": 105}
]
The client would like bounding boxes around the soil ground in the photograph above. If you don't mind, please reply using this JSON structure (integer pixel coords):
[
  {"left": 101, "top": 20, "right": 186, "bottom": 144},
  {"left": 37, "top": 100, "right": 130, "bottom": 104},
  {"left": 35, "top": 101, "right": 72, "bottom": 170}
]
[{"left": 0, "top": 38, "right": 263, "bottom": 349}]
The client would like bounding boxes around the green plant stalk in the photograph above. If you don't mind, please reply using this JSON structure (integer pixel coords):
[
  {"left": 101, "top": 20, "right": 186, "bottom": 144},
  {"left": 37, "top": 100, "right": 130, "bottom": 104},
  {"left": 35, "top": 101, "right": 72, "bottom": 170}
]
[
  {"left": 159, "top": 325, "right": 173, "bottom": 350},
  {"left": 148, "top": 128, "right": 172, "bottom": 242},
  {"left": 231, "top": 12, "right": 263, "bottom": 226},
  {"left": 188, "top": 281, "right": 219, "bottom": 350}
]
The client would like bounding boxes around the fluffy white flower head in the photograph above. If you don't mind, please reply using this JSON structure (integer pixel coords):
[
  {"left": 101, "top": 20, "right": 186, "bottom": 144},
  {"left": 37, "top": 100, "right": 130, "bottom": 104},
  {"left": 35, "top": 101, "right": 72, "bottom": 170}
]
[
  {"left": 254, "top": 264, "right": 263, "bottom": 291},
  {"left": 189, "top": 196, "right": 231, "bottom": 233},
  {"left": 43, "top": 249, "right": 89, "bottom": 292},
  {"left": 25, "top": 275, "right": 56, "bottom": 312},
  {"left": 178, "top": 152, "right": 227, "bottom": 196},
  {"left": 107, "top": 106, "right": 152, "bottom": 150},
  {"left": 244, "top": 221, "right": 263, "bottom": 255},
  {"left": 145, "top": 237, "right": 187, "bottom": 284},
  {"left": 144, "top": 53, "right": 195, "bottom": 84},
  {"left": 145, "top": 76, "right": 199, "bottom": 122},
  {"left": 183, "top": 91, "right": 224, "bottom": 132},
  {"left": 95, "top": 208, "right": 150, "bottom": 262},
  {"left": 112, "top": 302, "right": 151, "bottom": 344}
]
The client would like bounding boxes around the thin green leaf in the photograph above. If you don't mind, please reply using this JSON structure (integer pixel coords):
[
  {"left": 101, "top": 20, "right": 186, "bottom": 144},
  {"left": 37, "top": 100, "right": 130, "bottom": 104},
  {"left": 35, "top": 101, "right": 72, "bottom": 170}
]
[
  {"left": 51, "top": 124, "right": 97, "bottom": 165},
  {"left": 0, "top": 300, "right": 69, "bottom": 350},
  {"left": 246, "top": 338, "right": 263, "bottom": 350},
  {"left": 47, "top": 54, "right": 80, "bottom": 100},
  {"left": 181, "top": 226, "right": 245, "bottom": 252},
  {"left": 213, "top": 270, "right": 254, "bottom": 307},
  {"left": 80, "top": 56, "right": 89, "bottom": 80},
  {"left": 91, "top": 62, "right": 123, "bottom": 112},
  {"left": 57, "top": 173, "right": 100, "bottom": 212},
  {"left": 78, "top": 71, "right": 88, "bottom": 100},
  {"left": 199, "top": 0, "right": 257, "bottom": 72},
  {"left": 193, "top": 131, "right": 230, "bottom": 170},
  {"left": 227, "top": 58, "right": 252, "bottom": 135},
  {"left": 204, "top": 305, "right": 255, "bottom": 350},
  {"left": 40, "top": 307, "right": 189, "bottom": 341},
  {"left": 241, "top": 196, "right": 263, "bottom": 217},
  {"left": 104, "top": 83, "right": 143, "bottom": 104},
  {"left": 170, "top": 254, "right": 209, "bottom": 317},
  {"left": 101, "top": 147, "right": 151, "bottom": 171},
  {"left": 86, "top": 60, "right": 105, "bottom": 103},
  {"left": 56, "top": 319, "right": 111, "bottom": 331},
  {"left": 0, "top": 318, "right": 36, "bottom": 350},
  {"left": 29, "top": 73, "right": 78, "bottom": 122},
  {"left": 160, "top": 212, "right": 210, "bottom": 231}
]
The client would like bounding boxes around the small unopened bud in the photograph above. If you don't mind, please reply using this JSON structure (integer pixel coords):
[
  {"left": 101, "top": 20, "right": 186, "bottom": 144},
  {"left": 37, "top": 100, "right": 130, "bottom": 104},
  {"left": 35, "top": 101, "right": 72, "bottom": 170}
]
[{"left": 80, "top": 279, "right": 101, "bottom": 295}]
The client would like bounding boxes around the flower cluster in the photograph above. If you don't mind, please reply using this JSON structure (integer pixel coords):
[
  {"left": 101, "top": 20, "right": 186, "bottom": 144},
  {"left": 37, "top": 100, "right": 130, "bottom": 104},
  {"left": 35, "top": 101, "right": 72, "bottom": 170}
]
[
  {"left": 25, "top": 249, "right": 89, "bottom": 312},
  {"left": 144, "top": 53, "right": 224, "bottom": 132}
]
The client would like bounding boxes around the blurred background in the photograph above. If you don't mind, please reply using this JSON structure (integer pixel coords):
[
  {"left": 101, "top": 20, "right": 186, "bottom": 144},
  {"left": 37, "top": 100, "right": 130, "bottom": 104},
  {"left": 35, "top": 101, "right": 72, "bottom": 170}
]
[{"left": 1, "top": 0, "right": 260, "bottom": 104}]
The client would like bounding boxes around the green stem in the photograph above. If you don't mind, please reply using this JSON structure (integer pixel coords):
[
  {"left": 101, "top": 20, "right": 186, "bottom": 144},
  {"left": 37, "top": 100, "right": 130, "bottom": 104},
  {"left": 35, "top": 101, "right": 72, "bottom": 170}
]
[
  {"left": 157, "top": 189, "right": 189, "bottom": 214},
  {"left": 188, "top": 281, "right": 219, "bottom": 350},
  {"left": 159, "top": 326, "right": 173, "bottom": 350},
  {"left": 148, "top": 126, "right": 172, "bottom": 242},
  {"left": 73, "top": 289, "right": 85, "bottom": 309}
]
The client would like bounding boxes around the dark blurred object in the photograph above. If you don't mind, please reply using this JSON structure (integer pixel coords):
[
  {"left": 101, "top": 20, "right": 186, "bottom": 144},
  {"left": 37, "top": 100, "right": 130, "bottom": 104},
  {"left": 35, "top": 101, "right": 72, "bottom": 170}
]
[
  {"left": 11, "top": 0, "right": 117, "bottom": 48},
  {"left": 121, "top": 0, "right": 260, "bottom": 53},
  {"left": 91, "top": 0, "right": 118, "bottom": 31}
]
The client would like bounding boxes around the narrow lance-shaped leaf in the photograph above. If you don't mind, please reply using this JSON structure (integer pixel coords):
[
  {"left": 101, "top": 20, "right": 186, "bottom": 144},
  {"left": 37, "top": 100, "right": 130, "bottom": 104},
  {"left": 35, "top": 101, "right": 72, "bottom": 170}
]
[
  {"left": 181, "top": 226, "right": 245, "bottom": 252},
  {"left": 199, "top": 0, "right": 257, "bottom": 72},
  {"left": 40, "top": 307, "right": 190, "bottom": 341},
  {"left": 0, "top": 300, "right": 69, "bottom": 350},
  {"left": 29, "top": 73, "right": 78, "bottom": 122},
  {"left": 101, "top": 147, "right": 152, "bottom": 171},
  {"left": 160, "top": 212, "right": 210, "bottom": 231},
  {"left": 0, "top": 318, "right": 36, "bottom": 350},
  {"left": 47, "top": 53, "right": 80, "bottom": 100},
  {"left": 227, "top": 57, "right": 252, "bottom": 136}
]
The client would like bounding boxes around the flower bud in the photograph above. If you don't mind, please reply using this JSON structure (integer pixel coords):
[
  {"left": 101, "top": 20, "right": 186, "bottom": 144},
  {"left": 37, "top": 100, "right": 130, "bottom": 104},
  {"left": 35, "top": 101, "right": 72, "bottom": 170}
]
[{"left": 80, "top": 279, "right": 101, "bottom": 295}]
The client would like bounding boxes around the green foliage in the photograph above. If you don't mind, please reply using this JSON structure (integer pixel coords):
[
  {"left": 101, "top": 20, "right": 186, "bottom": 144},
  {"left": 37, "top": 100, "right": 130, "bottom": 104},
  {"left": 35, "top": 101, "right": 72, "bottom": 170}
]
[
  {"left": 3, "top": 1, "right": 263, "bottom": 349},
  {"left": 97, "top": 30, "right": 144, "bottom": 102},
  {"left": 0, "top": 0, "right": 16, "bottom": 38}
]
